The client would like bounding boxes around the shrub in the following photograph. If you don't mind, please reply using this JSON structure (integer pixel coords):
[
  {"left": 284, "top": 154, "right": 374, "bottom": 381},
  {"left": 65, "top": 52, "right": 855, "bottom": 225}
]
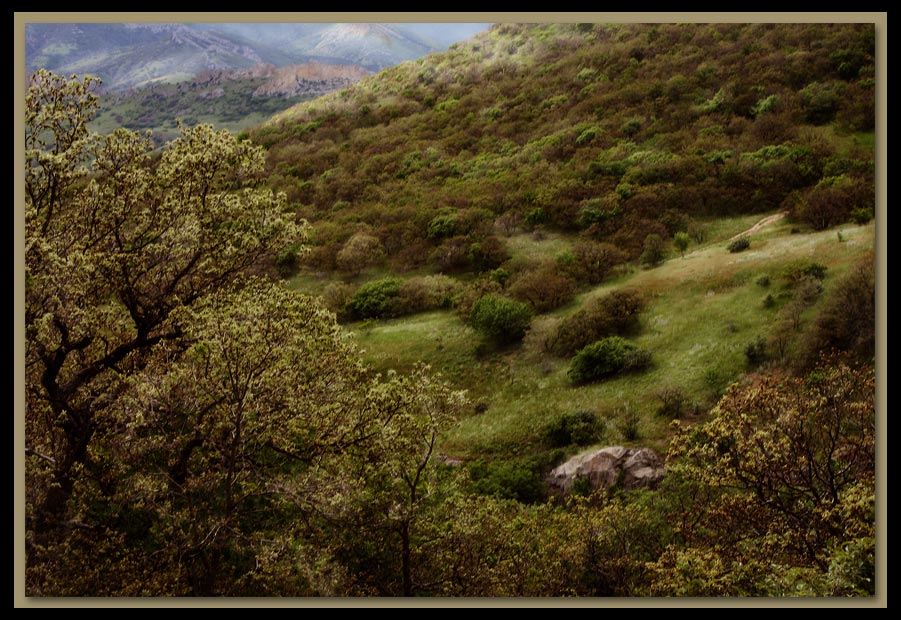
[
  {"left": 850, "top": 207, "right": 873, "bottom": 225},
  {"left": 569, "top": 241, "right": 626, "bottom": 284},
  {"left": 545, "top": 410, "right": 603, "bottom": 448},
  {"left": 336, "top": 232, "right": 385, "bottom": 275},
  {"left": 469, "top": 460, "right": 546, "bottom": 504},
  {"left": 346, "top": 278, "right": 402, "bottom": 320},
  {"left": 727, "top": 236, "right": 751, "bottom": 253},
  {"left": 552, "top": 290, "right": 644, "bottom": 357},
  {"left": 523, "top": 207, "right": 548, "bottom": 230},
  {"left": 321, "top": 281, "right": 357, "bottom": 320},
  {"left": 619, "top": 404, "right": 641, "bottom": 442},
  {"left": 395, "top": 275, "right": 463, "bottom": 315},
  {"left": 744, "top": 336, "right": 768, "bottom": 367},
  {"left": 467, "top": 235, "right": 510, "bottom": 272},
  {"left": 640, "top": 233, "right": 667, "bottom": 266},
  {"left": 756, "top": 275, "right": 771, "bottom": 287},
  {"left": 427, "top": 211, "right": 458, "bottom": 240},
  {"left": 275, "top": 244, "right": 302, "bottom": 278},
  {"left": 654, "top": 385, "right": 688, "bottom": 419},
  {"left": 508, "top": 266, "right": 576, "bottom": 313},
  {"left": 568, "top": 336, "right": 650, "bottom": 385},
  {"left": 673, "top": 232, "right": 690, "bottom": 258},
  {"left": 469, "top": 295, "right": 533, "bottom": 346},
  {"left": 798, "top": 253, "right": 875, "bottom": 365}
]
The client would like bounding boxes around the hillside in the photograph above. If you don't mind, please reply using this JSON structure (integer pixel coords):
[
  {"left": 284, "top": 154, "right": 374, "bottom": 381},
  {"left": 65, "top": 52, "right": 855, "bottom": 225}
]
[
  {"left": 254, "top": 23, "right": 874, "bottom": 276},
  {"left": 251, "top": 21, "right": 876, "bottom": 481},
  {"left": 88, "top": 62, "right": 372, "bottom": 144}
]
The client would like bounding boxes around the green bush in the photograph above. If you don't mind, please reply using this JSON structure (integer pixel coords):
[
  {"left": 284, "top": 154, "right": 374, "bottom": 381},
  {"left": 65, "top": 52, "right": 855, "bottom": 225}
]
[
  {"left": 523, "top": 207, "right": 548, "bottom": 229},
  {"left": 346, "top": 278, "right": 402, "bottom": 320},
  {"left": 727, "top": 236, "right": 751, "bottom": 253},
  {"left": 427, "top": 212, "right": 458, "bottom": 240},
  {"left": 470, "top": 295, "right": 533, "bottom": 346},
  {"left": 468, "top": 460, "right": 546, "bottom": 504},
  {"left": 545, "top": 410, "right": 603, "bottom": 448},
  {"left": 640, "top": 233, "right": 667, "bottom": 266},
  {"left": 568, "top": 336, "right": 650, "bottom": 385},
  {"left": 552, "top": 290, "right": 644, "bottom": 357},
  {"left": 850, "top": 207, "right": 874, "bottom": 225},
  {"left": 744, "top": 336, "right": 768, "bottom": 367}
]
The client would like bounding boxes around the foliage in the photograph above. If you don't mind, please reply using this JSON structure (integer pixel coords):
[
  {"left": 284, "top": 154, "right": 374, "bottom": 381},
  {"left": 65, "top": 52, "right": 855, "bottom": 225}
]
[
  {"left": 253, "top": 23, "right": 873, "bottom": 282},
  {"left": 469, "top": 295, "right": 533, "bottom": 347},
  {"left": 24, "top": 71, "right": 470, "bottom": 596},
  {"left": 653, "top": 385, "right": 688, "bottom": 419},
  {"left": 336, "top": 231, "right": 385, "bottom": 276},
  {"left": 545, "top": 410, "right": 603, "bottom": 448},
  {"left": 468, "top": 460, "right": 547, "bottom": 504},
  {"left": 673, "top": 231, "right": 690, "bottom": 258},
  {"left": 507, "top": 265, "right": 576, "bottom": 313},
  {"left": 798, "top": 252, "right": 875, "bottom": 366},
  {"left": 346, "top": 278, "right": 403, "bottom": 319},
  {"left": 639, "top": 233, "right": 667, "bottom": 267},
  {"left": 727, "top": 235, "right": 751, "bottom": 253},
  {"left": 658, "top": 359, "right": 875, "bottom": 595},
  {"left": 568, "top": 336, "right": 651, "bottom": 385},
  {"left": 551, "top": 290, "right": 644, "bottom": 357}
]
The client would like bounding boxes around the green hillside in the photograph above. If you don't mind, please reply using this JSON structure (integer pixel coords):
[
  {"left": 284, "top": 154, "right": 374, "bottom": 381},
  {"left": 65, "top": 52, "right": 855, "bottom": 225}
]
[
  {"left": 250, "top": 22, "right": 875, "bottom": 470},
  {"left": 253, "top": 23, "right": 874, "bottom": 276}
]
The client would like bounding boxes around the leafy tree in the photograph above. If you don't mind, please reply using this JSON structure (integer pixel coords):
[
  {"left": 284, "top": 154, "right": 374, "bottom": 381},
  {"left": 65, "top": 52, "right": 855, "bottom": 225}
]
[
  {"left": 639, "top": 233, "right": 667, "bottom": 267},
  {"left": 658, "top": 359, "right": 875, "bottom": 595},
  {"left": 25, "top": 71, "right": 304, "bottom": 546},
  {"left": 336, "top": 231, "right": 385, "bottom": 276},
  {"left": 24, "top": 71, "right": 468, "bottom": 596},
  {"left": 673, "top": 231, "right": 690, "bottom": 258}
]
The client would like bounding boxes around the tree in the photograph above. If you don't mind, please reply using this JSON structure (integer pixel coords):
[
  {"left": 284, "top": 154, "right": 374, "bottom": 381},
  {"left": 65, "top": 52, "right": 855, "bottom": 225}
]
[
  {"left": 336, "top": 231, "right": 385, "bottom": 276},
  {"left": 673, "top": 231, "right": 690, "bottom": 258},
  {"left": 24, "top": 71, "right": 470, "bottom": 596},
  {"left": 658, "top": 359, "right": 875, "bottom": 595},
  {"left": 25, "top": 71, "right": 305, "bottom": 545},
  {"left": 639, "top": 233, "right": 667, "bottom": 267}
]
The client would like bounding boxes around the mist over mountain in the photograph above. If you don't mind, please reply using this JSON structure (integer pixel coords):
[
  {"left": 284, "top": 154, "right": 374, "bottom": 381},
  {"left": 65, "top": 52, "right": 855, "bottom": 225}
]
[{"left": 25, "top": 22, "right": 490, "bottom": 91}]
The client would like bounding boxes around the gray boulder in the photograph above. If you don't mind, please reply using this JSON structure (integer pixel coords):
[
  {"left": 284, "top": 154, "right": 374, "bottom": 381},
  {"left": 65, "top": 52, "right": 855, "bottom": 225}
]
[{"left": 546, "top": 446, "right": 665, "bottom": 494}]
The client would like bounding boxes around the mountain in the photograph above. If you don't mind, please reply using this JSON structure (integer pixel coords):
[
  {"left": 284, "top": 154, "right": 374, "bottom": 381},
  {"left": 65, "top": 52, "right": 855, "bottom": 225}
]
[
  {"left": 25, "top": 22, "right": 489, "bottom": 91},
  {"left": 25, "top": 24, "right": 273, "bottom": 90}
]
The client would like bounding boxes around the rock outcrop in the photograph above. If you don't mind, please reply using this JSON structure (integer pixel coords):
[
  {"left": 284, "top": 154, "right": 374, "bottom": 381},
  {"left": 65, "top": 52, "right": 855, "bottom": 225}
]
[{"left": 546, "top": 446, "right": 665, "bottom": 494}]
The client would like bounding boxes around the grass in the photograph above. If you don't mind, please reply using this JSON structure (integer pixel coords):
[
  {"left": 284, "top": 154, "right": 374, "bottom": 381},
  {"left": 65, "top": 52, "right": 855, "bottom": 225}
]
[{"left": 299, "top": 213, "right": 875, "bottom": 468}]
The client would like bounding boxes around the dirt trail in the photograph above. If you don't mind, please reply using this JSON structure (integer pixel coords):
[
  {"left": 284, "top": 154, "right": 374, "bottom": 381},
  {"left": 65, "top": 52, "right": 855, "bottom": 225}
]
[{"left": 729, "top": 211, "right": 789, "bottom": 241}]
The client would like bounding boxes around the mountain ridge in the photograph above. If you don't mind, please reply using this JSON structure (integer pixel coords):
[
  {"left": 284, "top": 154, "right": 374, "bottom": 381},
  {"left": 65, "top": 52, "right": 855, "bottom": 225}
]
[{"left": 25, "top": 22, "right": 489, "bottom": 91}]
